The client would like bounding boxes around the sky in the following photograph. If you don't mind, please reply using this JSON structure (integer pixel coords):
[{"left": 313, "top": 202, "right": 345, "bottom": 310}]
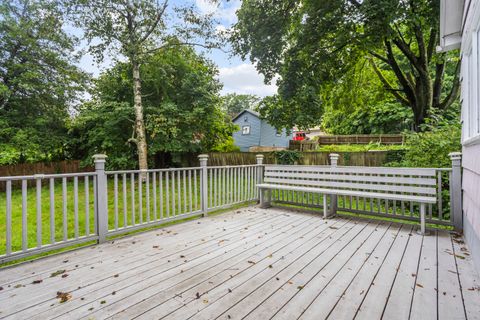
[{"left": 76, "top": 0, "right": 278, "bottom": 98}]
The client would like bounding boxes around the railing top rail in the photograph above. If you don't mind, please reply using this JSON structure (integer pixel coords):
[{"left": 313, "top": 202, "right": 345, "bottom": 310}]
[
  {"left": 264, "top": 164, "right": 452, "bottom": 171},
  {"left": 105, "top": 167, "right": 202, "bottom": 175},
  {"left": 207, "top": 164, "right": 262, "bottom": 169},
  {"left": 0, "top": 172, "right": 97, "bottom": 182}
]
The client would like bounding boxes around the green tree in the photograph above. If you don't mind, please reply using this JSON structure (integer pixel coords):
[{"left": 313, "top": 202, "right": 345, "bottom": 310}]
[
  {"left": 221, "top": 93, "right": 260, "bottom": 118},
  {"left": 70, "top": 46, "right": 235, "bottom": 169},
  {"left": 232, "top": 0, "right": 460, "bottom": 131},
  {"left": 0, "top": 0, "right": 87, "bottom": 164},
  {"left": 71, "top": 0, "right": 221, "bottom": 170}
]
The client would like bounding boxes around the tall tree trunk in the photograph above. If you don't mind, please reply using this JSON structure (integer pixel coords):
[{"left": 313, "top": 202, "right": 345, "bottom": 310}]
[{"left": 132, "top": 59, "right": 149, "bottom": 171}]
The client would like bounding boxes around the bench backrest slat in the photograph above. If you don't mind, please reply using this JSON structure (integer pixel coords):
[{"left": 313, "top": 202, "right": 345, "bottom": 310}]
[{"left": 263, "top": 165, "right": 437, "bottom": 197}]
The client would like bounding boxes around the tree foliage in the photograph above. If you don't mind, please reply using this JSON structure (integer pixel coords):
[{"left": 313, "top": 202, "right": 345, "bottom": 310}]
[
  {"left": 70, "top": 46, "right": 236, "bottom": 169},
  {"left": 221, "top": 93, "right": 260, "bottom": 118},
  {"left": 71, "top": 0, "right": 221, "bottom": 170},
  {"left": 232, "top": 0, "right": 460, "bottom": 131},
  {"left": 0, "top": 0, "right": 87, "bottom": 165}
]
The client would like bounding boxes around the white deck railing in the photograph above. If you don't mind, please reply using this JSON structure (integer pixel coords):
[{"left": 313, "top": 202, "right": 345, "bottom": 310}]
[{"left": 0, "top": 153, "right": 462, "bottom": 264}]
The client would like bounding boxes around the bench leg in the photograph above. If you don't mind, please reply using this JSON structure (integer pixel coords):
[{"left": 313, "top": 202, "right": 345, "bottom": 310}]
[
  {"left": 323, "top": 194, "right": 328, "bottom": 219},
  {"left": 418, "top": 203, "right": 426, "bottom": 235},
  {"left": 260, "top": 189, "right": 271, "bottom": 209},
  {"left": 329, "top": 194, "right": 337, "bottom": 216}
]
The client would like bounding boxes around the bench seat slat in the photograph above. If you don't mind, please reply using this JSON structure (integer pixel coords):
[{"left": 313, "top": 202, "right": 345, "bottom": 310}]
[
  {"left": 263, "top": 177, "right": 437, "bottom": 195},
  {"left": 264, "top": 172, "right": 437, "bottom": 186},
  {"left": 265, "top": 165, "right": 437, "bottom": 177},
  {"left": 257, "top": 183, "right": 437, "bottom": 204}
]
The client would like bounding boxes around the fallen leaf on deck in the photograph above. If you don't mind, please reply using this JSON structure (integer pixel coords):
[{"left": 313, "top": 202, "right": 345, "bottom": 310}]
[
  {"left": 297, "top": 286, "right": 304, "bottom": 290},
  {"left": 113, "top": 274, "right": 119, "bottom": 278},
  {"left": 100, "top": 300, "right": 106, "bottom": 304},
  {"left": 180, "top": 255, "right": 185, "bottom": 258},
  {"left": 61, "top": 274, "right": 69, "bottom": 278},
  {"left": 203, "top": 299, "right": 209, "bottom": 304},
  {"left": 50, "top": 270, "right": 66, "bottom": 277},
  {"left": 56, "top": 291, "right": 72, "bottom": 303},
  {"left": 247, "top": 260, "right": 256, "bottom": 264},
  {"left": 32, "top": 280, "right": 43, "bottom": 284},
  {"left": 416, "top": 283, "right": 424, "bottom": 288},
  {"left": 288, "top": 281, "right": 293, "bottom": 284},
  {"left": 153, "top": 245, "right": 159, "bottom": 248},
  {"left": 196, "top": 292, "right": 200, "bottom": 299},
  {"left": 14, "top": 284, "right": 24, "bottom": 288},
  {"left": 329, "top": 226, "right": 339, "bottom": 229}
]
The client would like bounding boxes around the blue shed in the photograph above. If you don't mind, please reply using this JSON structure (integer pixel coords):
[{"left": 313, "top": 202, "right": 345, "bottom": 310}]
[{"left": 232, "top": 110, "right": 293, "bottom": 152}]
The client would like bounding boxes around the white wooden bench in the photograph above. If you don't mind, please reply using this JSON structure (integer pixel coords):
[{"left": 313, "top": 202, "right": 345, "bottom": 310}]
[{"left": 257, "top": 165, "right": 438, "bottom": 234}]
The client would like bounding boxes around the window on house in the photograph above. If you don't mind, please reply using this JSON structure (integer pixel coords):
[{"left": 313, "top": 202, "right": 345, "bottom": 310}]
[
  {"left": 244, "top": 116, "right": 248, "bottom": 122},
  {"left": 242, "top": 125, "right": 250, "bottom": 135},
  {"left": 462, "top": 28, "right": 480, "bottom": 144}
]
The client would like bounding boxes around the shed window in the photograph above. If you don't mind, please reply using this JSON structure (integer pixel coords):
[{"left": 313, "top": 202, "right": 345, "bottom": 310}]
[{"left": 242, "top": 125, "right": 250, "bottom": 135}]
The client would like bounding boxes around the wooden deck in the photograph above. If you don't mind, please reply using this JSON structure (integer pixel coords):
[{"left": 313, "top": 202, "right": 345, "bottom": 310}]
[{"left": 0, "top": 207, "right": 479, "bottom": 320}]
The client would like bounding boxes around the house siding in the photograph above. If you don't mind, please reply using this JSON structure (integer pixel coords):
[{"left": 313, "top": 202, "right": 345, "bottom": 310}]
[
  {"left": 232, "top": 111, "right": 261, "bottom": 152},
  {"left": 460, "top": 0, "right": 480, "bottom": 271},
  {"left": 259, "top": 122, "right": 292, "bottom": 148},
  {"left": 462, "top": 143, "right": 480, "bottom": 270}
]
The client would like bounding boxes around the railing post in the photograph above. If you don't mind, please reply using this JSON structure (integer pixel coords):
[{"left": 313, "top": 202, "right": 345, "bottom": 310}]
[
  {"left": 198, "top": 154, "right": 209, "bottom": 217},
  {"left": 256, "top": 154, "right": 265, "bottom": 202},
  {"left": 93, "top": 154, "right": 108, "bottom": 244},
  {"left": 449, "top": 152, "right": 462, "bottom": 232},
  {"left": 329, "top": 153, "right": 339, "bottom": 216}
]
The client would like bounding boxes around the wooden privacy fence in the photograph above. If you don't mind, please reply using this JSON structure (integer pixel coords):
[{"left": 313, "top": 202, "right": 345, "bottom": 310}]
[
  {"left": 0, "top": 153, "right": 462, "bottom": 264},
  {"left": 0, "top": 160, "right": 93, "bottom": 192},
  {"left": 180, "top": 151, "right": 403, "bottom": 167},
  {"left": 317, "top": 134, "right": 405, "bottom": 145},
  {"left": 289, "top": 140, "right": 318, "bottom": 151}
]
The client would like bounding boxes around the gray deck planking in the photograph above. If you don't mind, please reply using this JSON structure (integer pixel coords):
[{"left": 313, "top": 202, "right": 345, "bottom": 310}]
[{"left": 0, "top": 206, "right": 479, "bottom": 320}]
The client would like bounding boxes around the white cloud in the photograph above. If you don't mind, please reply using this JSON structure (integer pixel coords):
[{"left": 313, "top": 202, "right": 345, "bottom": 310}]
[
  {"left": 196, "top": 0, "right": 241, "bottom": 24},
  {"left": 218, "top": 63, "right": 278, "bottom": 97}
]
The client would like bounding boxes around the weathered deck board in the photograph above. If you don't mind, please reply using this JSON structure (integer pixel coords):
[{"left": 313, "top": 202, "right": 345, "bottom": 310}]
[{"left": 0, "top": 206, "right": 478, "bottom": 320}]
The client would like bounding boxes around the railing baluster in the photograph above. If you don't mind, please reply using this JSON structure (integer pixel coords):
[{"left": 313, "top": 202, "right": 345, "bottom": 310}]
[
  {"left": 166, "top": 170, "right": 170, "bottom": 217},
  {"left": 131, "top": 173, "right": 135, "bottom": 225},
  {"left": 138, "top": 172, "right": 143, "bottom": 224},
  {"left": 36, "top": 176, "right": 42, "bottom": 248},
  {"left": 153, "top": 172, "right": 157, "bottom": 221},
  {"left": 214, "top": 168, "right": 217, "bottom": 208},
  {"left": 177, "top": 169, "right": 181, "bottom": 214},
  {"left": 50, "top": 178, "right": 56, "bottom": 243},
  {"left": 146, "top": 172, "right": 150, "bottom": 223},
  {"left": 93, "top": 175, "right": 97, "bottom": 234},
  {"left": 6, "top": 180, "right": 12, "bottom": 255},
  {"left": 62, "top": 177, "right": 67, "bottom": 242},
  {"left": 85, "top": 176, "right": 90, "bottom": 236},
  {"left": 222, "top": 168, "right": 226, "bottom": 205},
  {"left": 194, "top": 169, "right": 197, "bottom": 211},
  {"left": 159, "top": 171, "right": 164, "bottom": 219},
  {"left": 188, "top": 170, "right": 192, "bottom": 213},
  {"left": 172, "top": 170, "right": 176, "bottom": 216},
  {"left": 74, "top": 176, "right": 79, "bottom": 238},
  {"left": 438, "top": 170, "right": 443, "bottom": 220},
  {"left": 22, "top": 180, "right": 28, "bottom": 251},
  {"left": 114, "top": 174, "right": 118, "bottom": 230},
  {"left": 122, "top": 174, "right": 127, "bottom": 228},
  {"left": 209, "top": 168, "right": 213, "bottom": 208},
  {"left": 183, "top": 170, "right": 187, "bottom": 213}
]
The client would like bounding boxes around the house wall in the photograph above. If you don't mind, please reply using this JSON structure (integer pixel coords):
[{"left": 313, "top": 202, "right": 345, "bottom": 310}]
[
  {"left": 259, "top": 121, "right": 292, "bottom": 149},
  {"left": 460, "top": 0, "right": 480, "bottom": 271},
  {"left": 232, "top": 112, "right": 261, "bottom": 152}
]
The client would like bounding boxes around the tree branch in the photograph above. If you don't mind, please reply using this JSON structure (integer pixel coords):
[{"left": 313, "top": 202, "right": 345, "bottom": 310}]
[
  {"left": 370, "top": 59, "right": 410, "bottom": 106},
  {"left": 439, "top": 61, "right": 460, "bottom": 109},
  {"left": 139, "top": 0, "right": 169, "bottom": 44}
]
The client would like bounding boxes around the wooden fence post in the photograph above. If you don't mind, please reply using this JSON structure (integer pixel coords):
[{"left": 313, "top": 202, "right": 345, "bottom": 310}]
[
  {"left": 93, "top": 154, "right": 108, "bottom": 244},
  {"left": 329, "top": 153, "right": 339, "bottom": 216},
  {"left": 449, "top": 152, "right": 462, "bottom": 232},
  {"left": 198, "top": 154, "right": 209, "bottom": 217}
]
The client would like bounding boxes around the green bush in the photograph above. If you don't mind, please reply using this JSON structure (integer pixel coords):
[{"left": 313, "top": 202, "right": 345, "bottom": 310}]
[
  {"left": 273, "top": 150, "right": 302, "bottom": 165},
  {"left": 389, "top": 125, "right": 461, "bottom": 168}
]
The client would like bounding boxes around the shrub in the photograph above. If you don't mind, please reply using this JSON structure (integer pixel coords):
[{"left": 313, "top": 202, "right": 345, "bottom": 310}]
[{"left": 273, "top": 150, "right": 302, "bottom": 165}]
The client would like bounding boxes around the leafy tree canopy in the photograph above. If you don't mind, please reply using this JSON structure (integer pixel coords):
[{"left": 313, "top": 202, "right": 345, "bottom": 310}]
[
  {"left": 70, "top": 45, "right": 235, "bottom": 169},
  {"left": 232, "top": 0, "right": 460, "bottom": 132},
  {"left": 221, "top": 93, "right": 260, "bottom": 118},
  {"left": 0, "top": 0, "right": 88, "bottom": 165}
]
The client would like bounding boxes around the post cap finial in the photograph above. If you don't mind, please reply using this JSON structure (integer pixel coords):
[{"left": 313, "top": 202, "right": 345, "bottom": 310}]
[
  {"left": 92, "top": 154, "right": 108, "bottom": 162},
  {"left": 198, "top": 154, "right": 209, "bottom": 160},
  {"left": 329, "top": 153, "right": 340, "bottom": 159},
  {"left": 448, "top": 152, "right": 462, "bottom": 160},
  {"left": 256, "top": 154, "right": 264, "bottom": 159}
]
